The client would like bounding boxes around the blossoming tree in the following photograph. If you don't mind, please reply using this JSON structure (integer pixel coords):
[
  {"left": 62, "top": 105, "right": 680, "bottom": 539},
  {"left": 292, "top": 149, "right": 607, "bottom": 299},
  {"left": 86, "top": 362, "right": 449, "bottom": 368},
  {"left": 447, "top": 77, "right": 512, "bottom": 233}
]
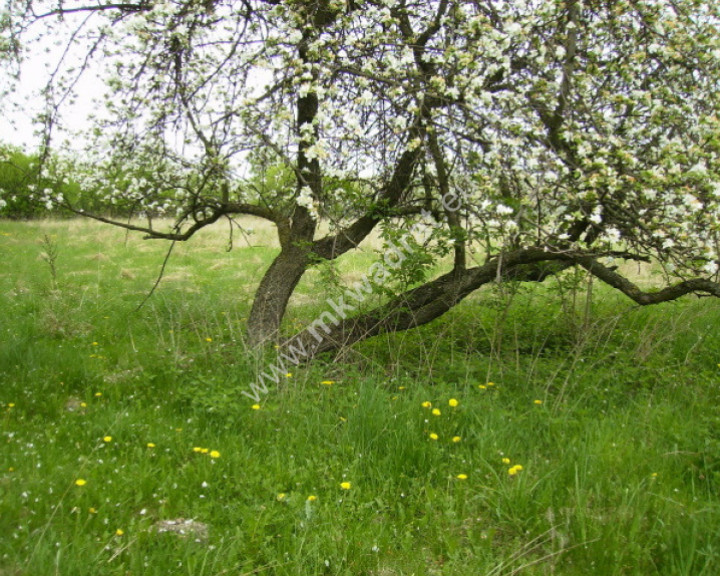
[{"left": 3, "top": 0, "right": 720, "bottom": 353}]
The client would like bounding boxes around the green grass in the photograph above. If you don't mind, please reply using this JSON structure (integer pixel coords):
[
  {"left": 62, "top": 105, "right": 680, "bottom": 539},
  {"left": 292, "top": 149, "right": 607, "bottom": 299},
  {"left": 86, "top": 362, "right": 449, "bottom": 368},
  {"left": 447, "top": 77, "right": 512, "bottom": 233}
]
[{"left": 1, "top": 218, "right": 720, "bottom": 575}]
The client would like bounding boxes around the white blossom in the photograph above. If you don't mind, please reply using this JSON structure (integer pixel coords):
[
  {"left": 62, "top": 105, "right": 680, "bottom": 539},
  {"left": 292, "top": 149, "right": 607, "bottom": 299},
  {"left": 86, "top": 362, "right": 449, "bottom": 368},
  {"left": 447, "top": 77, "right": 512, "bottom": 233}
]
[{"left": 703, "top": 261, "right": 719, "bottom": 275}]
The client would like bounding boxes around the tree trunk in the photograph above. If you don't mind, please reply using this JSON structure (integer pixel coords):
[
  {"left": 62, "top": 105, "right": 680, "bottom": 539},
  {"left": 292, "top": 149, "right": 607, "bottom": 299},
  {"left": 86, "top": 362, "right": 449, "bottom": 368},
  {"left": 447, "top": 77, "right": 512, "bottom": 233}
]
[{"left": 247, "top": 246, "right": 309, "bottom": 346}]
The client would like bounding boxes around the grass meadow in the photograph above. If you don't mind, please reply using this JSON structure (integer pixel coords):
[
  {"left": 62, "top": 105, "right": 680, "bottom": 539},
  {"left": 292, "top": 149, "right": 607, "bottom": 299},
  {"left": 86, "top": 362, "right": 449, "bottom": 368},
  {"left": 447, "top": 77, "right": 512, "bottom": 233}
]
[{"left": 2, "top": 218, "right": 720, "bottom": 575}]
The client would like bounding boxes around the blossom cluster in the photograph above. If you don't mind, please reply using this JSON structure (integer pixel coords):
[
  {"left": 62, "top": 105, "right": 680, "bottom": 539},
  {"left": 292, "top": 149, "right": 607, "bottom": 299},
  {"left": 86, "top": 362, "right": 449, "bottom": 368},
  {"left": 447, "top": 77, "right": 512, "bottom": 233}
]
[{"left": 4, "top": 0, "right": 720, "bottom": 279}]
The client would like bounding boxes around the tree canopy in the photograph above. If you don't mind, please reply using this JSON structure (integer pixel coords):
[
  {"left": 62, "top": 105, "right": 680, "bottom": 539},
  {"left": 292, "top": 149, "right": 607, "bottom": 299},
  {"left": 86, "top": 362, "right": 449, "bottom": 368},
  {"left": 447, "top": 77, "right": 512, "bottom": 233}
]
[{"left": 3, "top": 0, "right": 720, "bottom": 352}]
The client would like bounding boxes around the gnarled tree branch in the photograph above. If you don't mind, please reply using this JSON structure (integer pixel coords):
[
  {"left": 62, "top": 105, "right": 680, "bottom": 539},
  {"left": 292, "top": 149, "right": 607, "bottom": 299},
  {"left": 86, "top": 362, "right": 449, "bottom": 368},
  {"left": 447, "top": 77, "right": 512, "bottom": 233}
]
[
  {"left": 282, "top": 248, "right": 720, "bottom": 357},
  {"left": 65, "top": 201, "right": 276, "bottom": 241},
  {"left": 576, "top": 257, "right": 720, "bottom": 303}
]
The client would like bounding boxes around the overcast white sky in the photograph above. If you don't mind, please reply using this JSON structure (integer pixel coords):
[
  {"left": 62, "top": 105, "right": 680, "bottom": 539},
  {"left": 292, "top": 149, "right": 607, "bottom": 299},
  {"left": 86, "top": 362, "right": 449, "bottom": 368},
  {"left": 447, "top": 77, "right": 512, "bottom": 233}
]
[
  {"left": 1, "top": 26, "right": 105, "bottom": 152},
  {"left": 1, "top": 62, "right": 47, "bottom": 149}
]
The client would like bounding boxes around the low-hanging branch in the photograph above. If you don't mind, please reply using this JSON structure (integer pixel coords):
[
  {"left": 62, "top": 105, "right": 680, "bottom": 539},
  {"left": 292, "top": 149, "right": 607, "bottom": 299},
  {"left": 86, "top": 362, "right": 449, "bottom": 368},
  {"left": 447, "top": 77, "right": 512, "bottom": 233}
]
[
  {"left": 64, "top": 201, "right": 277, "bottom": 241},
  {"left": 576, "top": 257, "right": 720, "bottom": 303}
]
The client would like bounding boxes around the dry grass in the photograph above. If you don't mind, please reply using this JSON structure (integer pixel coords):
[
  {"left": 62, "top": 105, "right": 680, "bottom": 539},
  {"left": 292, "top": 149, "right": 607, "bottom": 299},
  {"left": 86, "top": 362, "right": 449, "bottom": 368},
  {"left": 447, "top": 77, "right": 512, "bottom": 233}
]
[{"left": 13, "top": 217, "right": 671, "bottom": 291}]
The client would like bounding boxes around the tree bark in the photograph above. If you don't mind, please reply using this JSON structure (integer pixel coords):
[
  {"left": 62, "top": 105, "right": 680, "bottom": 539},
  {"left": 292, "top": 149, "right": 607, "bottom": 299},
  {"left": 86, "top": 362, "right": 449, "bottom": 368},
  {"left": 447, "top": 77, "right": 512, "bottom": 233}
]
[{"left": 246, "top": 246, "right": 310, "bottom": 346}]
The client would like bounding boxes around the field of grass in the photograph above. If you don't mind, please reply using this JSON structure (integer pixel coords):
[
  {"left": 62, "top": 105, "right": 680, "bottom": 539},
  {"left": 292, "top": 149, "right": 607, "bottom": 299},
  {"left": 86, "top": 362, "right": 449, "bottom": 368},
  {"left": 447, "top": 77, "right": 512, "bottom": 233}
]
[{"left": 2, "top": 218, "right": 720, "bottom": 575}]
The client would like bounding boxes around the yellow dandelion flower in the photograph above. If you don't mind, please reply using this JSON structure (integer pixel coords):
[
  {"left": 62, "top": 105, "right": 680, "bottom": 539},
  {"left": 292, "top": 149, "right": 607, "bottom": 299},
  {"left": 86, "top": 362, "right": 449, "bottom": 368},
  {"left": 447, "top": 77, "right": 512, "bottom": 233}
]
[
  {"left": 452, "top": 436, "right": 461, "bottom": 443},
  {"left": 94, "top": 392, "right": 102, "bottom": 397},
  {"left": 209, "top": 450, "right": 220, "bottom": 458},
  {"left": 533, "top": 399, "right": 543, "bottom": 405},
  {"left": 449, "top": 398, "right": 459, "bottom": 407},
  {"left": 508, "top": 465, "right": 523, "bottom": 476},
  {"left": 251, "top": 404, "right": 261, "bottom": 410},
  {"left": 8, "top": 403, "right": 15, "bottom": 408},
  {"left": 456, "top": 474, "right": 468, "bottom": 480},
  {"left": 192, "top": 447, "right": 203, "bottom": 453},
  {"left": 80, "top": 402, "right": 87, "bottom": 408},
  {"left": 285, "top": 372, "right": 292, "bottom": 378},
  {"left": 205, "top": 337, "right": 212, "bottom": 342},
  {"left": 340, "top": 482, "right": 352, "bottom": 490},
  {"left": 321, "top": 380, "right": 335, "bottom": 385},
  {"left": 103, "top": 436, "right": 112, "bottom": 443},
  {"left": 307, "top": 495, "right": 317, "bottom": 501},
  {"left": 429, "top": 433, "right": 439, "bottom": 441},
  {"left": 502, "top": 457, "right": 511, "bottom": 465},
  {"left": 147, "top": 443, "right": 156, "bottom": 448},
  {"left": 398, "top": 386, "right": 406, "bottom": 390},
  {"left": 478, "top": 384, "right": 487, "bottom": 390},
  {"left": 421, "top": 401, "right": 432, "bottom": 408},
  {"left": 75, "top": 479, "right": 87, "bottom": 486},
  {"left": 201, "top": 448, "right": 209, "bottom": 454},
  {"left": 487, "top": 382, "right": 495, "bottom": 386},
  {"left": 88, "top": 507, "right": 97, "bottom": 514},
  {"left": 115, "top": 529, "right": 124, "bottom": 536},
  {"left": 432, "top": 408, "right": 441, "bottom": 416},
  {"left": 92, "top": 342, "right": 98, "bottom": 346},
  {"left": 277, "top": 493, "right": 287, "bottom": 501}
]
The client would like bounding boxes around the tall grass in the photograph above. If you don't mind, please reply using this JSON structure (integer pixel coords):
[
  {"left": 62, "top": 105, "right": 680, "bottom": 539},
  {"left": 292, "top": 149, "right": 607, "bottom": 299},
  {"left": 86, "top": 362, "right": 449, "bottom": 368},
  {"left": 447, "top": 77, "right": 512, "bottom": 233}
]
[{"left": 1, "top": 218, "right": 720, "bottom": 575}]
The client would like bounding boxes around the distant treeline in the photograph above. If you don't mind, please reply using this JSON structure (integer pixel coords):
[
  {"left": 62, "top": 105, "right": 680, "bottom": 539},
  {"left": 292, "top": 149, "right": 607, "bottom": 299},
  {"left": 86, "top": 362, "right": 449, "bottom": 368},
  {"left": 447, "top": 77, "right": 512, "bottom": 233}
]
[
  {"left": 0, "top": 144, "right": 95, "bottom": 219},
  {"left": 0, "top": 143, "right": 146, "bottom": 220}
]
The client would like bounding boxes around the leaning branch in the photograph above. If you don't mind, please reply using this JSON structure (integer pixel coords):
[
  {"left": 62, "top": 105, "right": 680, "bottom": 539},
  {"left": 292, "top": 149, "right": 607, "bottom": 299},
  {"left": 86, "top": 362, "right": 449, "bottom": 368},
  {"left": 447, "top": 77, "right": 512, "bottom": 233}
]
[
  {"left": 285, "top": 247, "right": 574, "bottom": 355},
  {"left": 282, "top": 248, "right": 720, "bottom": 357}
]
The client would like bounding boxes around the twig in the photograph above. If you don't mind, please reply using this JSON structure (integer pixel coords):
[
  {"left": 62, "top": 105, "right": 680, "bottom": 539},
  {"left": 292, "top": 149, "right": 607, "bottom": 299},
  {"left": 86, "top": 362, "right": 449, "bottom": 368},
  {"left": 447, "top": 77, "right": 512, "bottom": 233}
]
[{"left": 135, "top": 240, "right": 176, "bottom": 312}]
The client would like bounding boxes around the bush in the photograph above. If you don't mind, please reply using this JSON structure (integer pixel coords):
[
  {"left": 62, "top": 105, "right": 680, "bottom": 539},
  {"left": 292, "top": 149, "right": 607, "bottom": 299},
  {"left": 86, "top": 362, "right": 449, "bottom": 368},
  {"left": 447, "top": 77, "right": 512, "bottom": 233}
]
[
  {"left": 0, "top": 144, "right": 44, "bottom": 219},
  {"left": 0, "top": 144, "right": 85, "bottom": 219}
]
